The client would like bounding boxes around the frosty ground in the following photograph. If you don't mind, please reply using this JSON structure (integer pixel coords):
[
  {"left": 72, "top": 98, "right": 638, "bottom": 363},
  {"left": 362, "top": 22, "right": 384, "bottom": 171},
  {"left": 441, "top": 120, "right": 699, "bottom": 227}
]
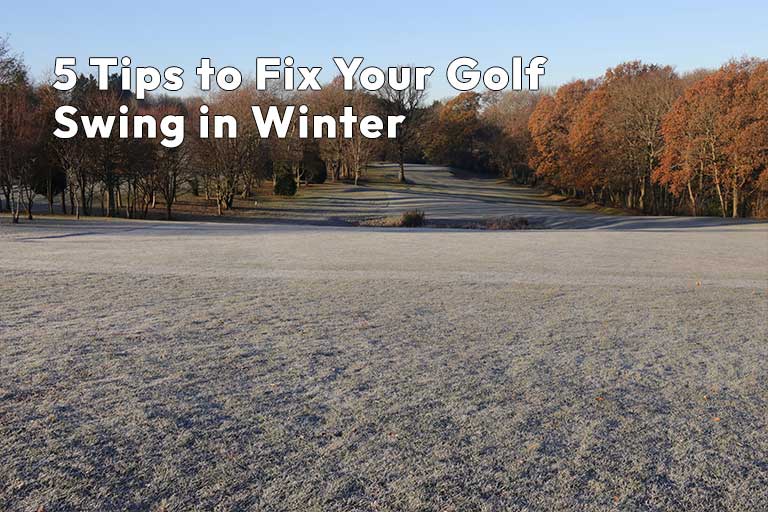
[{"left": 1, "top": 166, "right": 767, "bottom": 511}]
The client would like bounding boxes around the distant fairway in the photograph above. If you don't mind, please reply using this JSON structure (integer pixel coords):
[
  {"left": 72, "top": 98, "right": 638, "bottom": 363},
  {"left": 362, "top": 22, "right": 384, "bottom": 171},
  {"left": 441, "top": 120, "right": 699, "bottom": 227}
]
[
  {"left": 220, "top": 163, "right": 757, "bottom": 230},
  {"left": 1, "top": 166, "right": 767, "bottom": 511}
]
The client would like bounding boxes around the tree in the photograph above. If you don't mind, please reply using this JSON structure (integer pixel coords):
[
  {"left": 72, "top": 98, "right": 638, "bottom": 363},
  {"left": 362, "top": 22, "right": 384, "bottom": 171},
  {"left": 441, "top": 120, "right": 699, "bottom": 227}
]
[
  {"left": 85, "top": 77, "right": 132, "bottom": 217},
  {"left": 147, "top": 101, "right": 189, "bottom": 220},
  {"left": 480, "top": 90, "right": 544, "bottom": 182},
  {"left": 310, "top": 76, "right": 346, "bottom": 181},
  {"left": 528, "top": 80, "right": 594, "bottom": 193},
  {"left": 0, "top": 39, "right": 42, "bottom": 222},
  {"left": 341, "top": 87, "right": 377, "bottom": 185},
  {"left": 0, "top": 37, "right": 28, "bottom": 214},
  {"left": 192, "top": 86, "right": 263, "bottom": 215},
  {"left": 424, "top": 92, "right": 482, "bottom": 169},
  {"left": 32, "top": 85, "right": 68, "bottom": 214},
  {"left": 724, "top": 60, "right": 768, "bottom": 217},
  {"left": 44, "top": 75, "right": 98, "bottom": 217},
  {"left": 0, "top": 36, "right": 25, "bottom": 86},
  {"left": 563, "top": 63, "right": 684, "bottom": 211},
  {"left": 379, "top": 67, "right": 427, "bottom": 182}
]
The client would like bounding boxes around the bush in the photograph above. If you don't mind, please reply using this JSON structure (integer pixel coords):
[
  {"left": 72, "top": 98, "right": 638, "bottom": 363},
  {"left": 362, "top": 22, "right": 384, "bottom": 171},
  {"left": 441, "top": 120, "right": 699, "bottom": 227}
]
[
  {"left": 303, "top": 152, "right": 327, "bottom": 184},
  {"left": 357, "top": 209, "right": 427, "bottom": 228},
  {"left": 400, "top": 209, "right": 426, "bottom": 227},
  {"left": 305, "top": 164, "right": 327, "bottom": 184},
  {"left": 274, "top": 173, "right": 297, "bottom": 196},
  {"left": 484, "top": 216, "right": 528, "bottom": 230}
]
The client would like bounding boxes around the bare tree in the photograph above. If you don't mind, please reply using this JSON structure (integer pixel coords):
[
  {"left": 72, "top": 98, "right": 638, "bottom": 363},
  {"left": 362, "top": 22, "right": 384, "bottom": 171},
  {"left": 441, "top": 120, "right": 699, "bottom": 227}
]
[
  {"left": 343, "top": 88, "right": 376, "bottom": 185},
  {"left": 0, "top": 44, "right": 41, "bottom": 222},
  {"left": 378, "top": 67, "right": 427, "bottom": 182},
  {"left": 193, "top": 87, "right": 262, "bottom": 215},
  {"left": 311, "top": 76, "right": 346, "bottom": 181},
  {"left": 151, "top": 104, "right": 189, "bottom": 220}
]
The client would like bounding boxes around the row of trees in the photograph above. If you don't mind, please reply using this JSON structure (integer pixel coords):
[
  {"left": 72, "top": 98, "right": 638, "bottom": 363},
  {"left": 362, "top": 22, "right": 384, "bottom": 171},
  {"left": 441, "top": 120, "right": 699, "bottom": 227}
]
[
  {"left": 417, "top": 59, "right": 767, "bottom": 217},
  {"left": 527, "top": 60, "right": 766, "bottom": 217},
  {"left": 2, "top": 35, "right": 766, "bottom": 220},
  {"left": 0, "top": 37, "right": 426, "bottom": 221},
  {"left": 1, "top": 38, "right": 191, "bottom": 221},
  {"left": 419, "top": 89, "right": 540, "bottom": 182}
]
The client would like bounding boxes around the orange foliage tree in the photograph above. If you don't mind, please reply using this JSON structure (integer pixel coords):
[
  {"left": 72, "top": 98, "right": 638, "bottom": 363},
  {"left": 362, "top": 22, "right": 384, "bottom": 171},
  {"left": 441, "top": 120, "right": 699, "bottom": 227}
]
[
  {"left": 655, "top": 59, "right": 768, "bottom": 217},
  {"left": 528, "top": 80, "right": 594, "bottom": 193},
  {"left": 568, "top": 62, "right": 683, "bottom": 212},
  {"left": 424, "top": 92, "right": 482, "bottom": 169}
]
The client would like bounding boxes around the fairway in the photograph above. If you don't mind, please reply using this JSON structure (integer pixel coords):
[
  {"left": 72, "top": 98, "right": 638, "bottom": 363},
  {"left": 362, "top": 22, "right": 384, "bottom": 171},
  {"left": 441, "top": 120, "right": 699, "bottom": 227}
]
[
  {"left": 224, "top": 164, "right": 761, "bottom": 230},
  {"left": 2, "top": 172, "right": 767, "bottom": 510}
]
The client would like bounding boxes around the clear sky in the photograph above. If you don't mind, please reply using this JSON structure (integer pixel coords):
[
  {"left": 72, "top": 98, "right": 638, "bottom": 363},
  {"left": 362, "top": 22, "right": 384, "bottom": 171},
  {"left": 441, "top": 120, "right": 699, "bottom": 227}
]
[{"left": 4, "top": 0, "right": 767, "bottom": 99}]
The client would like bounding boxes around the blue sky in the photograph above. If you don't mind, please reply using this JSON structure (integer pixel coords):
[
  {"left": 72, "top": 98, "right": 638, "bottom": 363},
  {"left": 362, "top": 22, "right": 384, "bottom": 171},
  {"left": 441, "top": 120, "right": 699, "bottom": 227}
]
[{"left": 4, "top": 0, "right": 767, "bottom": 99}]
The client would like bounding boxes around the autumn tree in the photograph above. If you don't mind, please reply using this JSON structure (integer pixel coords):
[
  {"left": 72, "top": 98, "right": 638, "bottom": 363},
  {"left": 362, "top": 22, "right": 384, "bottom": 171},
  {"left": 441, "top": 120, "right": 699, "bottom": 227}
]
[
  {"left": 528, "top": 80, "right": 595, "bottom": 194},
  {"left": 724, "top": 60, "right": 768, "bottom": 216},
  {"left": 568, "top": 62, "right": 682, "bottom": 211},
  {"left": 73, "top": 74, "right": 132, "bottom": 217},
  {"left": 424, "top": 92, "right": 482, "bottom": 169}
]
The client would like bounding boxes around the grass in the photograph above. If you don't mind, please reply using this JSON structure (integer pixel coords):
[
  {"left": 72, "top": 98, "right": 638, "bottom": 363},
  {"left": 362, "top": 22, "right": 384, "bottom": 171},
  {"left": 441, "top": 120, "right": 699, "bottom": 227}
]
[{"left": 1, "top": 219, "right": 766, "bottom": 511}]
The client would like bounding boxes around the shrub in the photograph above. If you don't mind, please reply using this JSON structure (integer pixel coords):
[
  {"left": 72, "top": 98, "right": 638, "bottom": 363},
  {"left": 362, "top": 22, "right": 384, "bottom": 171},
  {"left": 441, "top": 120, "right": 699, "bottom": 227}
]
[
  {"left": 400, "top": 209, "right": 426, "bottom": 227},
  {"left": 303, "top": 152, "right": 327, "bottom": 184},
  {"left": 484, "top": 216, "right": 528, "bottom": 230},
  {"left": 357, "top": 210, "right": 427, "bottom": 228},
  {"left": 305, "top": 164, "right": 327, "bottom": 184},
  {"left": 274, "top": 173, "right": 297, "bottom": 196}
]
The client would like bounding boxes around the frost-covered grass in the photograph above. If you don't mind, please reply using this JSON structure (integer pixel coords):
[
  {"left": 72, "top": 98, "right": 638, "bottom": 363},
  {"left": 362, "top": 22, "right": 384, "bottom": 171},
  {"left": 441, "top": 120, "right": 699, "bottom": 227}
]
[{"left": 1, "top": 219, "right": 767, "bottom": 511}]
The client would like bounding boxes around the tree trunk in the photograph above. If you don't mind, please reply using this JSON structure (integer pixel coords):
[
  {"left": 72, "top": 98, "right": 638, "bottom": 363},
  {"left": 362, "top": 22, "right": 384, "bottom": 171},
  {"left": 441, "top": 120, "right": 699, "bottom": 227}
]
[
  {"left": 2, "top": 188, "right": 10, "bottom": 212},
  {"left": 47, "top": 173, "right": 54, "bottom": 214},
  {"left": 80, "top": 186, "right": 88, "bottom": 217},
  {"left": 106, "top": 183, "right": 117, "bottom": 217},
  {"left": 11, "top": 184, "right": 21, "bottom": 223},
  {"left": 125, "top": 181, "right": 132, "bottom": 219},
  {"left": 714, "top": 175, "right": 726, "bottom": 218},
  {"left": 687, "top": 181, "right": 697, "bottom": 216}
]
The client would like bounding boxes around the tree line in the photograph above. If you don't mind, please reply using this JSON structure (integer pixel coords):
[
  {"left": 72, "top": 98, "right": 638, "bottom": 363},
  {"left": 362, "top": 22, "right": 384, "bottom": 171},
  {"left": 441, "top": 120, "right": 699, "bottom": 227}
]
[
  {"left": 0, "top": 38, "right": 425, "bottom": 221},
  {"left": 1, "top": 36, "right": 766, "bottom": 221},
  {"left": 418, "top": 59, "right": 767, "bottom": 217}
]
